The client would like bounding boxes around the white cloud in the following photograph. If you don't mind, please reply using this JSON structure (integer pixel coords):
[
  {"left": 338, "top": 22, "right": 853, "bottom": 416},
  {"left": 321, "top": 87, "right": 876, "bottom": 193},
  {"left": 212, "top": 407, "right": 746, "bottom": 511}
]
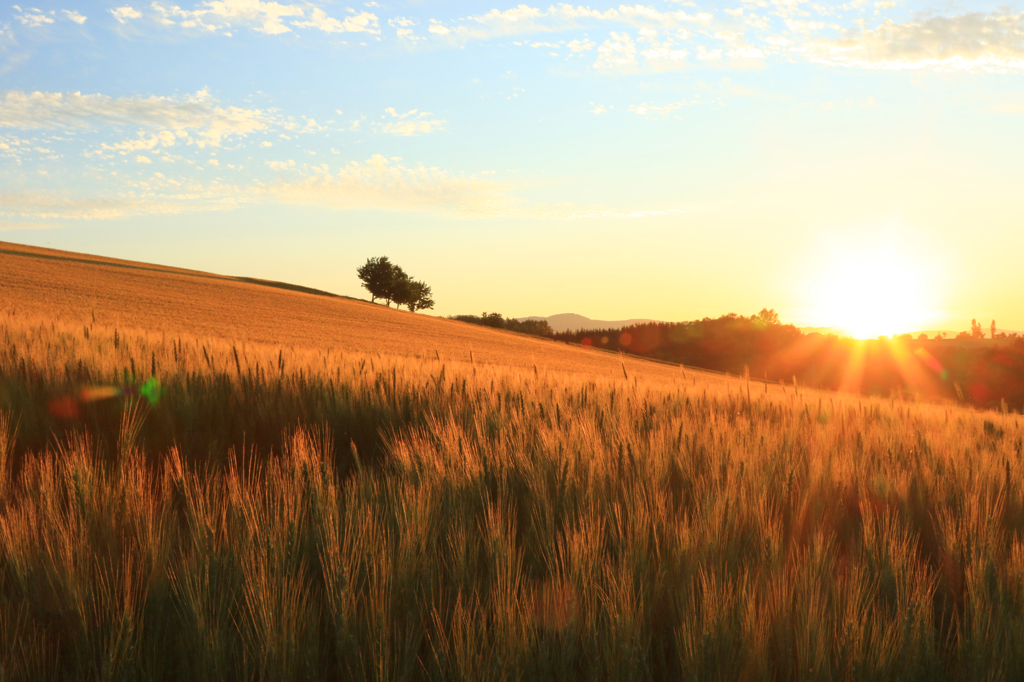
[
  {"left": 267, "top": 158, "right": 296, "bottom": 170},
  {"left": 639, "top": 34, "right": 689, "bottom": 67},
  {"left": 590, "top": 102, "right": 610, "bottom": 114},
  {"left": 152, "top": 0, "right": 303, "bottom": 34},
  {"left": 136, "top": 154, "right": 151, "bottom": 163},
  {"left": 729, "top": 46, "right": 764, "bottom": 59},
  {"left": 15, "top": 7, "right": 55, "bottom": 27},
  {"left": 629, "top": 97, "right": 708, "bottom": 117},
  {"left": 696, "top": 45, "right": 722, "bottom": 60},
  {"left": 427, "top": 4, "right": 713, "bottom": 44},
  {"left": 292, "top": 9, "right": 378, "bottom": 34},
  {"left": 0, "top": 89, "right": 272, "bottom": 147},
  {"left": 268, "top": 154, "right": 513, "bottom": 217},
  {"left": 374, "top": 108, "right": 445, "bottom": 136},
  {"left": 806, "top": 11, "right": 1024, "bottom": 72},
  {"left": 390, "top": 16, "right": 420, "bottom": 40},
  {"left": 785, "top": 19, "right": 826, "bottom": 34},
  {"left": 97, "top": 129, "right": 179, "bottom": 155},
  {"left": 566, "top": 37, "right": 594, "bottom": 52},
  {"left": 149, "top": 0, "right": 378, "bottom": 36},
  {"left": 61, "top": 9, "right": 87, "bottom": 24},
  {"left": 594, "top": 31, "right": 636, "bottom": 70},
  {"left": 110, "top": 6, "right": 141, "bottom": 23}
]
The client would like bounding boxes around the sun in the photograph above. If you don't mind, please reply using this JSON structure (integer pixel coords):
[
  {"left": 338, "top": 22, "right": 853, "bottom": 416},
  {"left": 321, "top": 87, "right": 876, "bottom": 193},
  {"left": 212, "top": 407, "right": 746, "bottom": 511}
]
[{"left": 809, "top": 246, "right": 936, "bottom": 339}]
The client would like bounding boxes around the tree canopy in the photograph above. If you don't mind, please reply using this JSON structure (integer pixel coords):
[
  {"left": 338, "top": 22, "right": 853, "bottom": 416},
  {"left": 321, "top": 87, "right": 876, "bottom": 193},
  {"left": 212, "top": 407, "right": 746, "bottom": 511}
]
[
  {"left": 356, "top": 256, "right": 397, "bottom": 305},
  {"left": 394, "top": 276, "right": 435, "bottom": 312},
  {"left": 356, "top": 256, "right": 434, "bottom": 312}
]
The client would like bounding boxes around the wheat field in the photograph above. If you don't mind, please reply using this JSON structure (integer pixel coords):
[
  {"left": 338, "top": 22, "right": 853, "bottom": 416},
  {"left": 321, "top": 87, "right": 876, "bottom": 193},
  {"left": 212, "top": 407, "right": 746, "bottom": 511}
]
[
  {"left": 3, "top": 245, "right": 1024, "bottom": 680},
  {"left": 0, "top": 241, "right": 720, "bottom": 383}
]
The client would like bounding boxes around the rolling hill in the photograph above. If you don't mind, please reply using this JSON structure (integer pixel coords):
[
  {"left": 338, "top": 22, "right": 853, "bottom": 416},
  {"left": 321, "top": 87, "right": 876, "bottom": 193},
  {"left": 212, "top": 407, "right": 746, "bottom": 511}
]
[
  {"left": 0, "top": 240, "right": 711, "bottom": 384},
  {"left": 517, "top": 313, "right": 658, "bottom": 333}
]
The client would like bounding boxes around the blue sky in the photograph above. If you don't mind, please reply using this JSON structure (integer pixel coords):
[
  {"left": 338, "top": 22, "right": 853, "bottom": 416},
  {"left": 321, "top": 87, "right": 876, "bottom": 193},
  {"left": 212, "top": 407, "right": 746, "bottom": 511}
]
[{"left": 3, "top": 0, "right": 1024, "bottom": 335}]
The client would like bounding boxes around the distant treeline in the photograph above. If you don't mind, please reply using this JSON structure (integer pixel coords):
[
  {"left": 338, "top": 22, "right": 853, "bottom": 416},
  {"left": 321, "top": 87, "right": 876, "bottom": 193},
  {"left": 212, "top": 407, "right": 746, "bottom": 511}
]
[
  {"left": 449, "top": 312, "right": 554, "bottom": 338},
  {"left": 555, "top": 310, "right": 1024, "bottom": 412}
]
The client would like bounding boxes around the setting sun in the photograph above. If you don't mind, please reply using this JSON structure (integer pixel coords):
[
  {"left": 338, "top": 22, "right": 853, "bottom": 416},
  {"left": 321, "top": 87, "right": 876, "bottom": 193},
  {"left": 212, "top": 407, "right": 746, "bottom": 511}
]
[{"left": 809, "top": 247, "right": 937, "bottom": 339}]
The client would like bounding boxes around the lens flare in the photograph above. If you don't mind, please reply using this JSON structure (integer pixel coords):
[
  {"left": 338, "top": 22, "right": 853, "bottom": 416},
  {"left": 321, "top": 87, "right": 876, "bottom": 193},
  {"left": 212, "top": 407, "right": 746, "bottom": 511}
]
[
  {"left": 914, "top": 347, "right": 948, "bottom": 382},
  {"left": 47, "top": 377, "right": 162, "bottom": 419}
]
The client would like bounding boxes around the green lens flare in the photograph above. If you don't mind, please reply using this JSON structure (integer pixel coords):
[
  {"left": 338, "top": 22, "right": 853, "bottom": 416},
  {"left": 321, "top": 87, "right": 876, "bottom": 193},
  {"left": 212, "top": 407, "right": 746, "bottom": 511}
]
[{"left": 140, "top": 377, "right": 161, "bottom": 405}]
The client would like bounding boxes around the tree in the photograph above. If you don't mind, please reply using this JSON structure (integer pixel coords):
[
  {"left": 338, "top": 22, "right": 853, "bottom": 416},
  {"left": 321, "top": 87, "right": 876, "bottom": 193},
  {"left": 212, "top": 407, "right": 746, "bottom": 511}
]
[
  {"left": 756, "top": 308, "right": 780, "bottom": 326},
  {"left": 991, "top": 320, "right": 997, "bottom": 340},
  {"left": 506, "top": 318, "right": 554, "bottom": 337},
  {"left": 395, "top": 278, "right": 434, "bottom": 312},
  {"left": 357, "top": 256, "right": 433, "bottom": 310},
  {"left": 971, "top": 318, "right": 985, "bottom": 339},
  {"left": 479, "top": 312, "right": 505, "bottom": 328},
  {"left": 357, "top": 257, "right": 397, "bottom": 305}
]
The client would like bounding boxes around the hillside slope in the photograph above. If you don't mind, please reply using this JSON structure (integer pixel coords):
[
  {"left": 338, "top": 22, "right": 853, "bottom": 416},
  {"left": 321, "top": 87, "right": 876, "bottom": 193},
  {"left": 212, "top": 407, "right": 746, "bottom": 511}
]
[{"left": 0, "top": 241, "right": 710, "bottom": 384}]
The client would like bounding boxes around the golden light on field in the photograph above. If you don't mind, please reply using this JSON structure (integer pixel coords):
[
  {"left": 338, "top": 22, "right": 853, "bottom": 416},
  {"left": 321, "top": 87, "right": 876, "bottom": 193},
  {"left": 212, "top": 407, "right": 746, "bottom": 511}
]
[{"left": 808, "top": 245, "right": 937, "bottom": 339}]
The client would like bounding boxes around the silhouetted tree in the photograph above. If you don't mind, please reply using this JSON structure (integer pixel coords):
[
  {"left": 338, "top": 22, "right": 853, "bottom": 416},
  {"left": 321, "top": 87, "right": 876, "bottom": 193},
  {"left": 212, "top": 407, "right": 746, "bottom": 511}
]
[
  {"left": 448, "top": 313, "right": 553, "bottom": 338},
  {"left": 357, "top": 257, "right": 432, "bottom": 309},
  {"left": 357, "top": 256, "right": 399, "bottom": 305},
  {"left": 479, "top": 312, "right": 505, "bottom": 328},
  {"left": 450, "top": 313, "right": 506, "bottom": 329},
  {"left": 756, "top": 308, "right": 780, "bottom": 326},
  {"left": 506, "top": 318, "right": 554, "bottom": 337},
  {"left": 395, "top": 278, "right": 434, "bottom": 312},
  {"left": 992, "top": 320, "right": 997, "bottom": 340},
  {"left": 972, "top": 319, "right": 986, "bottom": 339}
]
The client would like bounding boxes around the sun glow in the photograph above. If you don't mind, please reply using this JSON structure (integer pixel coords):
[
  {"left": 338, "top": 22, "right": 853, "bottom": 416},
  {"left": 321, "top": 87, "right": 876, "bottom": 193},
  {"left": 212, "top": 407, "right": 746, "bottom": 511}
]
[{"left": 809, "top": 246, "right": 937, "bottom": 339}]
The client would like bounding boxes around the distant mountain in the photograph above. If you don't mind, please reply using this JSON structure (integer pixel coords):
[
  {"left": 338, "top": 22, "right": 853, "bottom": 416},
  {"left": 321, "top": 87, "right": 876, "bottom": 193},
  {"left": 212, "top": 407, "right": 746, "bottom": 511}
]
[{"left": 518, "top": 313, "right": 659, "bottom": 334}]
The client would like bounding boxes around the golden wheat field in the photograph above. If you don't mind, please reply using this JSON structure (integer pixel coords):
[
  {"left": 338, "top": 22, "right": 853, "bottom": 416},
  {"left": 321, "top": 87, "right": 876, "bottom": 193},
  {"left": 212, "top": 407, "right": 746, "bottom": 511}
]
[
  {"left": 3, "top": 244, "right": 1024, "bottom": 680},
  {"left": 0, "top": 240, "right": 724, "bottom": 385}
]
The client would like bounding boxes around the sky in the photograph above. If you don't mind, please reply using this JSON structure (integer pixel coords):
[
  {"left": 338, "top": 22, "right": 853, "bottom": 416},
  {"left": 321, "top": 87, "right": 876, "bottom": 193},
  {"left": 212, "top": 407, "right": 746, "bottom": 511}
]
[{"left": 2, "top": 0, "right": 1023, "bottom": 336}]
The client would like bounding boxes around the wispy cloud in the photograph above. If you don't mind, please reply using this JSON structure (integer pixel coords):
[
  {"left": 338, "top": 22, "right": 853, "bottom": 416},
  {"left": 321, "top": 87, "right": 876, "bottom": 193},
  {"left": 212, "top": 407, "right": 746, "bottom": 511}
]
[
  {"left": 11, "top": 5, "right": 86, "bottom": 26},
  {"left": 13, "top": 6, "right": 54, "bottom": 27},
  {"left": 110, "top": 6, "right": 141, "bottom": 23},
  {"left": 292, "top": 7, "right": 377, "bottom": 33},
  {"left": 594, "top": 31, "right": 636, "bottom": 71},
  {"left": 372, "top": 108, "right": 445, "bottom": 136},
  {"left": 628, "top": 95, "right": 717, "bottom": 118},
  {"left": 268, "top": 154, "right": 510, "bottom": 216},
  {"left": 426, "top": 4, "right": 713, "bottom": 43},
  {"left": 61, "top": 10, "right": 86, "bottom": 24},
  {"left": 0, "top": 184, "right": 246, "bottom": 220},
  {"left": 0, "top": 89, "right": 272, "bottom": 147},
  {"left": 1, "top": 152, "right": 695, "bottom": 222},
  {"left": 145, "top": 0, "right": 378, "bottom": 36},
  {"left": 0, "top": 219, "right": 61, "bottom": 231},
  {"left": 804, "top": 11, "right": 1024, "bottom": 72}
]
